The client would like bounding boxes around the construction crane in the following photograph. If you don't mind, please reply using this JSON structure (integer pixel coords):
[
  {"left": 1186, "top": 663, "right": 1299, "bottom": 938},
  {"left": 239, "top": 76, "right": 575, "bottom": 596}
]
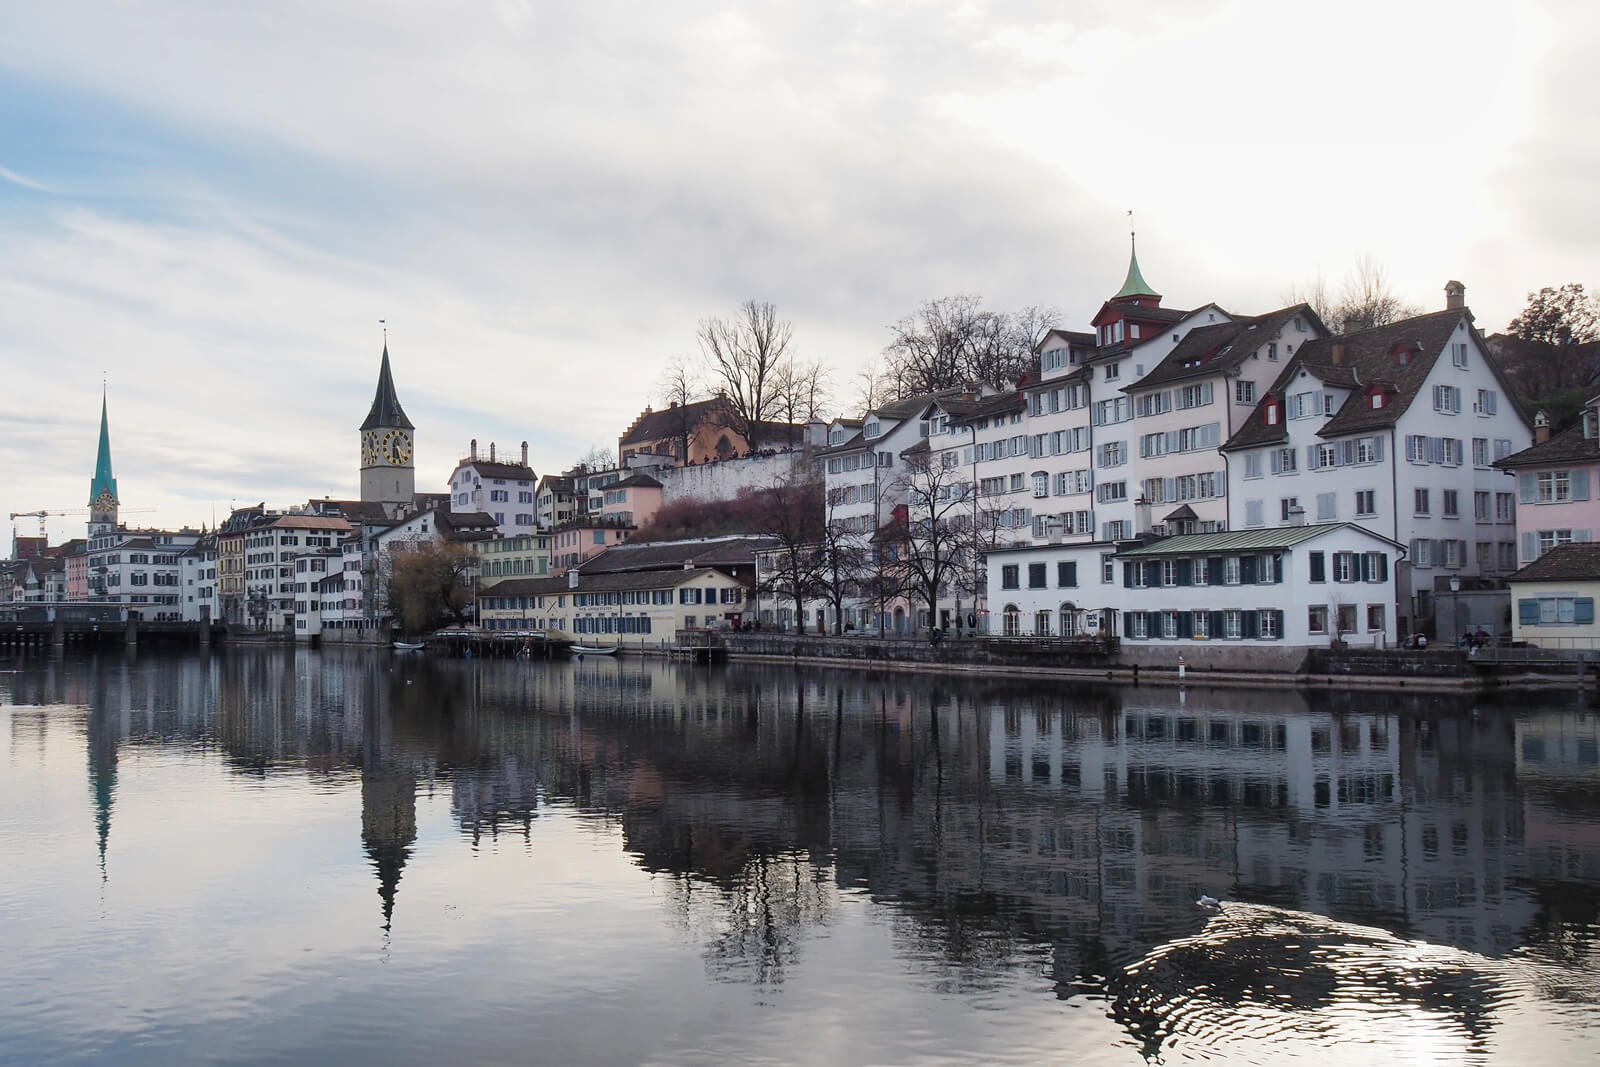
[{"left": 9, "top": 507, "right": 155, "bottom": 538}]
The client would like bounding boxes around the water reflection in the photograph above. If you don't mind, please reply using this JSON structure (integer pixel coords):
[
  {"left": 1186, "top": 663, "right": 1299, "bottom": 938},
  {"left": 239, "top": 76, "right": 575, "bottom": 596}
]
[{"left": 3, "top": 650, "right": 1599, "bottom": 1063}]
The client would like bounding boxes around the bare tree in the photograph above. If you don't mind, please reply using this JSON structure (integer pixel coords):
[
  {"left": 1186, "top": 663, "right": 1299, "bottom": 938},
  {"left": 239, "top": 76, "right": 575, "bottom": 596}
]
[
  {"left": 654, "top": 355, "right": 703, "bottom": 464},
  {"left": 699, "top": 301, "right": 794, "bottom": 451},
  {"left": 1287, "top": 255, "right": 1420, "bottom": 333},
  {"left": 774, "top": 356, "right": 834, "bottom": 427},
  {"left": 854, "top": 356, "right": 893, "bottom": 416},
  {"left": 881, "top": 295, "right": 1059, "bottom": 399},
  {"left": 886, "top": 448, "right": 974, "bottom": 630},
  {"left": 576, "top": 444, "right": 616, "bottom": 472},
  {"left": 815, "top": 504, "right": 870, "bottom": 635},
  {"left": 750, "top": 477, "right": 825, "bottom": 631}
]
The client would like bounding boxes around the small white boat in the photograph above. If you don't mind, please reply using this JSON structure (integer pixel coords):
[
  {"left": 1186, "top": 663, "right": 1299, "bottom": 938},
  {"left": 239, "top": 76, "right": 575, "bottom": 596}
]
[
  {"left": 393, "top": 641, "right": 425, "bottom": 651},
  {"left": 570, "top": 644, "right": 619, "bottom": 656}
]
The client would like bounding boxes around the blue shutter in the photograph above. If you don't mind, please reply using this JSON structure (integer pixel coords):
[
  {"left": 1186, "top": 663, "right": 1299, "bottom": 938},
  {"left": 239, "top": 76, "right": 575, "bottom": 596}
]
[
  {"left": 1273, "top": 555, "right": 1284, "bottom": 584},
  {"left": 1522, "top": 532, "right": 1538, "bottom": 562},
  {"left": 1578, "top": 598, "right": 1596, "bottom": 625},
  {"left": 1273, "top": 610, "right": 1286, "bottom": 640},
  {"left": 1123, "top": 562, "right": 1133, "bottom": 588},
  {"left": 1209, "top": 557, "right": 1225, "bottom": 584},
  {"left": 1240, "top": 556, "right": 1258, "bottom": 584},
  {"left": 1359, "top": 553, "right": 1371, "bottom": 583},
  {"left": 1146, "top": 561, "right": 1162, "bottom": 587},
  {"left": 1210, "top": 610, "right": 1226, "bottom": 638},
  {"left": 1176, "top": 558, "right": 1192, "bottom": 586},
  {"left": 1124, "top": 612, "right": 1135, "bottom": 639},
  {"left": 1519, "top": 598, "right": 1539, "bottom": 625},
  {"left": 1309, "top": 551, "right": 1326, "bottom": 582},
  {"left": 1177, "top": 611, "right": 1192, "bottom": 638},
  {"left": 1378, "top": 553, "right": 1389, "bottom": 582},
  {"left": 1575, "top": 471, "right": 1592, "bottom": 501},
  {"left": 1519, "top": 474, "right": 1537, "bottom": 504},
  {"left": 1243, "top": 611, "right": 1259, "bottom": 639}
]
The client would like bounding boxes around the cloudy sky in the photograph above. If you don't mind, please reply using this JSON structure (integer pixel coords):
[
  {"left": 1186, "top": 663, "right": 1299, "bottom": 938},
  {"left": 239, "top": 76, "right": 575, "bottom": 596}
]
[{"left": 2, "top": 0, "right": 1594, "bottom": 544}]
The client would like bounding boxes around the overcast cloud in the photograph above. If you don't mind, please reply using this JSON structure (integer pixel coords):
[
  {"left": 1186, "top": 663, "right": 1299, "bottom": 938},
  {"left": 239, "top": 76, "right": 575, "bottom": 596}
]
[{"left": 1, "top": 0, "right": 1594, "bottom": 541}]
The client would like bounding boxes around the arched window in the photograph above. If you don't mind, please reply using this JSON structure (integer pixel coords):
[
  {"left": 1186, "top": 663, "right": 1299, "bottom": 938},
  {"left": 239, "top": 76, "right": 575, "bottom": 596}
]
[
  {"left": 1035, "top": 609, "right": 1051, "bottom": 635},
  {"left": 1003, "top": 604, "right": 1021, "bottom": 636},
  {"left": 1060, "top": 603, "right": 1077, "bottom": 637}
]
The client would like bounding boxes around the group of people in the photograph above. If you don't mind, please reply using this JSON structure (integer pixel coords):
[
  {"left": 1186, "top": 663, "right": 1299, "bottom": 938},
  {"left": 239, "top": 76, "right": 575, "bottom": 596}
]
[{"left": 1403, "top": 627, "right": 1494, "bottom": 652}]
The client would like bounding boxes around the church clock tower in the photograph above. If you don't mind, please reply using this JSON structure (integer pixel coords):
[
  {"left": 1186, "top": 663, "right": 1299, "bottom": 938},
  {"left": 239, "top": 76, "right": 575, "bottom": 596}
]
[
  {"left": 88, "top": 391, "right": 119, "bottom": 537},
  {"left": 359, "top": 345, "right": 416, "bottom": 514}
]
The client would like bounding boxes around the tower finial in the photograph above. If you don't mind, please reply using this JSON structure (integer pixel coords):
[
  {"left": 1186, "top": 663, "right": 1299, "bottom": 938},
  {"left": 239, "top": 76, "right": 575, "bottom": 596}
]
[
  {"left": 1113, "top": 212, "right": 1160, "bottom": 303},
  {"left": 379, "top": 318, "right": 386, "bottom": 345}
]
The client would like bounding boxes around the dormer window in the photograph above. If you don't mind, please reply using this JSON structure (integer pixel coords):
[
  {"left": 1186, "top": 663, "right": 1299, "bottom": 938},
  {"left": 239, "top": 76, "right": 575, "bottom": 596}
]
[
  {"left": 864, "top": 418, "right": 881, "bottom": 439},
  {"left": 1264, "top": 396, "right": 1280, "bottom": 426},
  {"left": 1584, "top": 410, "right": 1596, "bottom": 440},
  {"left": 1129, "top": 323, "right": 1140, "bottom": 340},
  {"left": 1371, "top": 391, "right": 1385, "bottom": 410}
]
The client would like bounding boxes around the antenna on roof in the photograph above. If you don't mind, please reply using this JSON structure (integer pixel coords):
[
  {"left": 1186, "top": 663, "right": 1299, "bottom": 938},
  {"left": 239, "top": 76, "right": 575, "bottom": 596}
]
[
  {"left": 1128, "top": 208, "right": 1135, "bottom": 249},
  {"left": 379, "top": 318, "right": 386, "bottom": 344}
]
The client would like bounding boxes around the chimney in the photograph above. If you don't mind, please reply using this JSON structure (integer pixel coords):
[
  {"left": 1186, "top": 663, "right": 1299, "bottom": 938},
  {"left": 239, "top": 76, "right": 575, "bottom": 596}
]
[
  {"left": 1134, "top": 495, "right": 1153, "bottom": 537},
  {"left": 1288, "top": 506, "right": 1306, "bottom": 527},
  {"left": 1330, "top": 340, "right": 1345, "bottom": 365},
  {"left": 1341, "top": 315, "right": 1364, "bottom": 336},
  {"left": 489, "top": 441, "right": 496, "bottom": 462},
  {"left": 521, "top": 441, "right": 529, "bottom": 466},
  {"left": 1445, "top": 280, "right": 1466, "bottom": 311},
  {"left": 470, "top": 438, "right": 478, "bottom": 461},
  {"left": 1535, "top": 409, "right": 1552, "bottom": 445}
]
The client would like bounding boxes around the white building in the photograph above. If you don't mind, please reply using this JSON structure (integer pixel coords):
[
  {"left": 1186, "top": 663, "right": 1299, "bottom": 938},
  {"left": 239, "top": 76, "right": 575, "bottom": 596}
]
[
  {"left": 1220, "top": 287, "right": 1530, "bottom": 635},
  {"left": 984, "top": 523, "right": 1404, "bottom": 652},
  {"left": 178, "top": 534, "right": 217, "bottom": 623},
  {"left": 86, "top": 528, "right": 201, "bottom": 621},
  {"left": 448, "top": 441, "right": 538, "bottom": 539},
  {"left": 242, "top": 514, "right": 352, "bottom": 632}
]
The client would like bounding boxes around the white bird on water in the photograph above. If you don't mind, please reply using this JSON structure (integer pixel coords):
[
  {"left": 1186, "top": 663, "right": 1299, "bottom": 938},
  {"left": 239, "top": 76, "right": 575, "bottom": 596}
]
[{"left": 1196, "top": 894, "right": 1221, "bottom": 908}]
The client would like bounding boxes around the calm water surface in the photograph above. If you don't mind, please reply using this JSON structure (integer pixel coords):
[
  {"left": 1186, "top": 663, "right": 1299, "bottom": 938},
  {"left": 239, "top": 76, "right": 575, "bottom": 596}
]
[{"left": 2, "top": 649, "right": 1598, "bottom": 1065}]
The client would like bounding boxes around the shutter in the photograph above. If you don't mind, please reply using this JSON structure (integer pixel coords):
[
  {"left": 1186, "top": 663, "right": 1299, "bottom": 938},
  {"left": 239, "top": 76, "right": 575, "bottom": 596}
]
[
  {"left": 1211, "top": 610, "right": 1226, "bottom": 639},
  {"left": 1178, "top": 611, "right": 1192, "bottom": 638},
  {"left": 1575, "top": 471, "right": 1592, "bottom": 501},
  {"left": 1377, "top": 553, "right": 1389, "bottom": 582},
  {"left": 1065, "top": 561, "right": 1077, "bottom": 587},
  {"left": 1578, "top": 599, "right": 1596, "bottom": 625},
  {"left": 1147, "top": 561, "right": 1162, "bottom": 587},
  {"left": 1307, "top": 445, "right": 1320, "bottom": 470},
  {"left": 1519, "top": 598, "right": 1539, "bottom": 625},
  {"left": 1577, "top": 529, "right": 1594, "bottom": 543},
  {"left": 1210, "top": 557, "right": 1225, "bottom": 585},
  {"left": 1176, "top": 558, "right": 1192, "bottom": 586},
  {"left": 1123, "top": 562, "right": 1133, "bottom": 588},
  {"left": 1340, "top": 441, "right": 1355, "bottom": 465},
  {"left": 1522, "top": 532, "right": 1538, "bottom": 562},
  {"left": 1359, "top": 553, "right": 1371, "bottom": 582},
  {"left": 1273, "top": 555, "right": 1284, "bottom": 584},
  {"left": 1309, "top": 552, "right": 1325, "bottom": 582},
  {"left": 1520, "top": 474, "right": 1537, "bottom": 504},
  {"left": 1243, "top": 611, "right": 1259, "bottom": 639},
  {"left": 1273, "top": 610, "right": 1286, "bottom": 639},
  {"left": 1124, "top": 612, "right": 1135, "bottom": 639},
  {"left": 1241, "top": 555, "right": 1258, "bottom": 584},
  {"left": 1271, "top": 451, "right": 1282, "bottom": 475}
]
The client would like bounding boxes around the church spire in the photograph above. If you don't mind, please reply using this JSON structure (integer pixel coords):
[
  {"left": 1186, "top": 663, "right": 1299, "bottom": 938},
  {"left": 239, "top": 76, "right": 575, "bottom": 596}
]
[
  {"left": 88, "top": 389, "right": 119, "bottom": 533},
  {"left": 1112, "top": 216, "right": 1161, "bottom": 303},
  {"left": 360, "top": 345, "right": 414, "bottom": 431}
]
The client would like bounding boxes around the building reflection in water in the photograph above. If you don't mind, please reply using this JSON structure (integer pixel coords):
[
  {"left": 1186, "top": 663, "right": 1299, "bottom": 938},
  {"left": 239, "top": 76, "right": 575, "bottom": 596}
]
[{"left": 7, "top": 648, "right": 1599, "bottom": 1052}]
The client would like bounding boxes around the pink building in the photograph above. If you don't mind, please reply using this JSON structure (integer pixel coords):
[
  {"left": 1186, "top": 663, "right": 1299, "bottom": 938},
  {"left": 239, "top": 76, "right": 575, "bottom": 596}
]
[
  {"left": 1495, "top": 396, "right": 1600, "bottom": 565},
  {"left": 599, "top": 474, "right": 663, "bottom": 529}
]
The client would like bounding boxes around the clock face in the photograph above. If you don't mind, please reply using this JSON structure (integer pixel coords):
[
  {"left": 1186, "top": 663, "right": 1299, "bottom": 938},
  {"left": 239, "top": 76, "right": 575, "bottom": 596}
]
[
  {"left": 361, "top": 432, "right": 380, "bottom": 467},
  {"left": 383, "top": 429, "right": 413, "bottom": 465},
  {"left": 93, "top": 490, "right": 117, "bottom": 512}
]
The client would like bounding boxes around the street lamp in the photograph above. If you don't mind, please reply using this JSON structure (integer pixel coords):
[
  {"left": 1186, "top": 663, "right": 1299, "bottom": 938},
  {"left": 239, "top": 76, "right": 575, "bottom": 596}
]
[{"left": 1449, "top": 573, "right": 1462, "bottom": 646}]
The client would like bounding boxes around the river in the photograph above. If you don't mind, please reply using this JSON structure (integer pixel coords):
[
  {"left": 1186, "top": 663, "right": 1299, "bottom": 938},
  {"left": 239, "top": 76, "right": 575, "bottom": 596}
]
[{"left": 2, "top": 649, "right": 1597, "bottom": 1065}]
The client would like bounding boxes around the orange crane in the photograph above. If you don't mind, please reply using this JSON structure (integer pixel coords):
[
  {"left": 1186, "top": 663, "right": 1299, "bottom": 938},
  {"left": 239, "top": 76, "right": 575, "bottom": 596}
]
[{"left": 9, "top": 508, "right": 155, "bottom": 538}]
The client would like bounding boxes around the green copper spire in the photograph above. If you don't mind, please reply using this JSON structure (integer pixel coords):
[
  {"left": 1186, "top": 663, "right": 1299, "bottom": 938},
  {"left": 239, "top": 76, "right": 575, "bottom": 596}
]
[
  {"left": 1113, "top": 234, "right": 1161, "bottom": 302},
  {"left": 88, "top": 391, "right": 118, "bottom": 510}
]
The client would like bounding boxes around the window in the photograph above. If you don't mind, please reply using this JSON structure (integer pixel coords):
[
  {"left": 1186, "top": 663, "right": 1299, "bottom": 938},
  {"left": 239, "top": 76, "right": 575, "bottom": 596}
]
[
  {"left": 1433, "top": 385, "right": 1462, "bottom": 413},
  {"left": 1537, "top": 471, "right": 1573, "bottom": 503},
  {"left": 1496, "top": 493, "right": 1515, "bottom": 521},
  {"left": 1161, "top": 560, "right": 1178, "bottom": 587},
  {"left": 1333, "top": 552, "right": 1355, "bottom": 583},
  {"left": 1098, "top": 441, "right": 1127, "bottom": 468},
  {"left": 1193, "top": 612, "right": 1211, "bottom": 638},
  {"left": 1235, "top": 380, "right": 1255, "bottom": 404},
  {"left": 1057, "top": 561, "right": 1077, "bottom": 587},
  {"left": 1132, "top": 561, "right": 1147, "bottom": 588},
  {"left": 1245, "top": 453, "right": 1263, "bottom": 479},
  {"left": 1308, "top": 605, "right": 1328, "bottom": 634},
  {"left": 1472, "top": 438, "right": 1489, "bottom": 467},
  {"left": 1355, "top": 489, "right": 1376, "bottom": 517},
  {"left": 1102, "top": 554, "right": 1115, "bottom": 583},
  {"left": 1104, "top": 362, "right": 1120, "bottom": 381},
  {"left": 1442, "top": 489, "right": 1458, "bottom": 517},
  {"left": 1027, "top": 563, "right": 1047, "bottom": 589},
  {"left": 1414, "top": 488, "right": 1430, "bottom": 515},
  {"left": 1161, "top": 611, "right": 1179, "bottom": 639},
  {"left": 1010, "top": 473, "right": 1025, "bottom": 492},
  {"left": 1001, "top": 565, "right": 1019, "bottom": 589},
  {"left": 1316, "top": 443, "right": 1338, "bottom": 469},
  {"left": 1224, "top": 557, "right": 1241, "bottom": 585},
  {"left": 1452, "top": 342, "right": 1469, "bottom": 368},
  {"left": 1271, "top": 448, "right": 1297, "bottom": 474},
  {"left": 1131, "top": 612, "right": 1148, "bottom": 638},
  {"left": 1494, "top": 438, "right": 1513, "bottom": 460},
  {"left": 1225, "top": 610, "right": 1242, "bottom": 639},
  {"left": 1280, "top": 497, "right": 1300, "bottom": 522},
  {"left": 1259, "top": 611, "right": 1279, "bottom": 639},
  {"left": 1031, "top": 471, "right": 1049, "bottom": 498},
  {"left": 1192, "top": 557, "right": 1209, "bottom": 586},
  {"left": 1097, "top": 481, "right": 1127, "bottom": 503},
  {"left": 1474, "top": 491, "right": 1490, "bottom": 521}
]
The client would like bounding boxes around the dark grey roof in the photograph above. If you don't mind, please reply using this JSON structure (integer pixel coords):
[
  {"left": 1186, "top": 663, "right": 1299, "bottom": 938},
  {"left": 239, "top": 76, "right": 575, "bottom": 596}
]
[
  {"left": 360, "top": 346, "right": 413, "bottom": 431},
  {"left": 1116, "top": 522, "right": 1401, "bottom": 557},
  {"left": 480, "top": 566, "right": 740, "bottom": 599},
  {"left": 454, "top": 459, "right": 536, "bottom": 481},
  {"left": 1129, "top": 304, "right": 1322, "bottom": 392},
  {"left": 1509, "top": 543, "right": 1600, "bottom": 583},
  {"left": 1493, "top": 421, "right": 1600, "bottom": 469},
  {"left": 611, "top": 474, "right": 662, "bottom": 489}
]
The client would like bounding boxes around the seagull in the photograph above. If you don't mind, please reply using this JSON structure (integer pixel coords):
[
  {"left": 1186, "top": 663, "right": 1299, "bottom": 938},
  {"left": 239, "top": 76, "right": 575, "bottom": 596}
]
[{"left": 1196, "top": 894, "right": 1221, "bottom": 908}]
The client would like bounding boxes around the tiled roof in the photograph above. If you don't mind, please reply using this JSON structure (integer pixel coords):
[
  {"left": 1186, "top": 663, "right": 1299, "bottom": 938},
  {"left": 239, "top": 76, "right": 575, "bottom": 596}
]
[
  {"left": 611, "top": 474, "right": 662, "bottom": 489},
  {"left": 1509, "top": 543, "right": 1600, "bottom": 583},
  {"left": 1493, "top": 422, "right": 1600, "bottom": 469},
  {"left": 454, "top": 459, "right": 536, "bottom": 481},
  {"left": 1223, "top": 309, "right": 1476, "bottom": 452},
  {"left": 1129, "top": 304, "right": 1320, "bottom": 392},
  {"left": 266, "top": 515, "right": 353, "bottom": 531},
  {"left": 619, "top": 397, "right": 728, "bottom": 445},
  {"left": 946, "top": 391, "right": 1024, "bottom": 423},
  {"left": 1116, "top": 521, "right": 1400, "bottom": 557},
  {"left": 576, "top": 535, "right": 777, "bottom": 574},
  {"left": 871, "top": 386, "right": 972, "bottom": 420}
]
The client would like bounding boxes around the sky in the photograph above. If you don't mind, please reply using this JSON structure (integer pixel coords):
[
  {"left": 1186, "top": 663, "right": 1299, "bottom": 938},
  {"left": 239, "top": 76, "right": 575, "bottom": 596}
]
[{"left": 2, "top": 0, "right": 1596, "bottom": 546}]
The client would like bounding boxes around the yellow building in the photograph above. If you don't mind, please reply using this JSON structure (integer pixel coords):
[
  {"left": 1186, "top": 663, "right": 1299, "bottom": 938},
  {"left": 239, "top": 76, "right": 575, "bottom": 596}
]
[
  {"left": 476, "top": 533, "right": 551, "bottom": 587},
  {"left": 1508, "top": 543, "right": 1600, "bottom": 649}
]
